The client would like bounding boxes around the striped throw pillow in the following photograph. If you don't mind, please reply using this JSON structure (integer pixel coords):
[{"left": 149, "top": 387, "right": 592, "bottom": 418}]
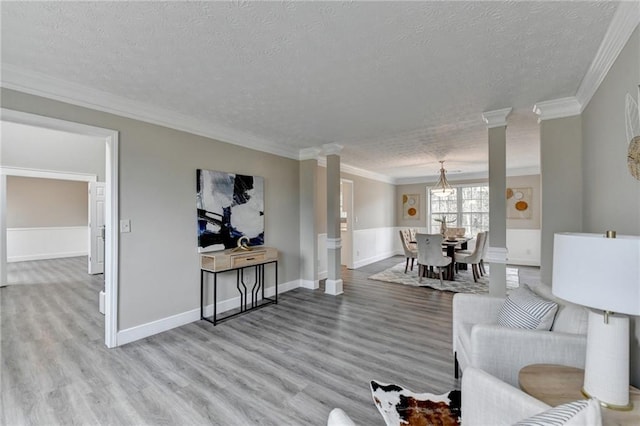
[
  {"left": 498, "top": 284, "right": 558, "bottom": 330},
  {"left": 513, "top": 399, "right": 602, "bottom": 426}
]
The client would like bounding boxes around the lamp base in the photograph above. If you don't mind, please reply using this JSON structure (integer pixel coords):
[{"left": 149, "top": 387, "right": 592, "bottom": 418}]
[
  {"left": 581, "top": 387, "right": 633, "bottom": 411},
  {"left": 583, "top": 310, "right": 632, "bottom": 410}
]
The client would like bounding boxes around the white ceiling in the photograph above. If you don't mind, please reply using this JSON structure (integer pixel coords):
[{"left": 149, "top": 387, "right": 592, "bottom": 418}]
[{"left": 0, "top": 1, "right": 622, "bottom": 182}]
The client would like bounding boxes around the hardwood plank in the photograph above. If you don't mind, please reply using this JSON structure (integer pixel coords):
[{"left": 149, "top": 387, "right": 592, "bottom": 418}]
[{"left": 1, "top": 255, "right": 540, "bottom": 425}]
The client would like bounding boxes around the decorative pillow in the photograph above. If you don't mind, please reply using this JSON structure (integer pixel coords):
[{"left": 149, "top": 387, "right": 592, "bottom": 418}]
[
  {"left": 513, "top": 398, "right": 602, "bottom": 426},
  {"left": 498, "top": 284, "right": 558, "bottom": 330}
]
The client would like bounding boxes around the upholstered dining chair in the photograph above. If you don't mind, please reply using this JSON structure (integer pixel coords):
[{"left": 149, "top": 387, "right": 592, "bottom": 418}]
[
  {"left": 454, "top": 231, "right": 486, "bottom": 282},
  {"left": 415, "top": 233, "right": 452, "bottom": 285},
  {"left": 399, "top": 230, "right": 417, "bottom": 273}
]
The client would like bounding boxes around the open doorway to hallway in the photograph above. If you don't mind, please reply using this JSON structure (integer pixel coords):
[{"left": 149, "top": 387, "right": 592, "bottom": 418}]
[{"left": 1, "top": 110, "right": 119, "bottom": 348}]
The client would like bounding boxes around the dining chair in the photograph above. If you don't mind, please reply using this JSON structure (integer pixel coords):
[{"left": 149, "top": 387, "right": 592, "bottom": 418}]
[
  {"left": 415, "top": 233, "right": 452, "bottom": 285},
  {"left": 399, "top": 229, "right": 418, "bottom": 273},
  {"left": 454, "top": 231, "right": 486, "bottom": 282}
]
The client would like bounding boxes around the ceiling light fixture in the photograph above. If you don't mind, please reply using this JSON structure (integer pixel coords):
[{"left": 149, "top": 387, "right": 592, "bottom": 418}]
[{"left": 431, "top": 161, "right": 455, "bottom": 197}]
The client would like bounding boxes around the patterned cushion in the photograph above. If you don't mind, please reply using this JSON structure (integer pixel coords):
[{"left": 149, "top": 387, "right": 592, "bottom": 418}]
[
  {"left": 513, "top": 399, "right": 602, "bottom": 426},
  {"left": 498, "top": 284, "right": 558, "bottom": 330}
]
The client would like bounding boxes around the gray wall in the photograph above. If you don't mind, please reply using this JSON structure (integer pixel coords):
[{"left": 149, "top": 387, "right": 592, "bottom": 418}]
[
  {"left": 343, "top": 171, "right": 395, "bottom": 231},
  {"left": 1, "top": 88, "right": 301, "bottom": 331},
  {"left": 539, "top": 115, "right": 583, "bottom": 285},
  {"left": 1, "top": 121, "right": 105, "bottom": 180},
  {"left": 316, "top": 166, "right": 396, "bottom": 233},
  {"left": 7, "top": 176, "right": 88, "bottom": 227},
  {"left": 581, "top": 26, "right": 640, "bottom": 387}
]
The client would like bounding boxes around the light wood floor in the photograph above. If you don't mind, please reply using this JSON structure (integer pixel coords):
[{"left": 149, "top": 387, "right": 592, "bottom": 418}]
[{"left": 1, "top": 256, "right": 539, "bottom": 425}]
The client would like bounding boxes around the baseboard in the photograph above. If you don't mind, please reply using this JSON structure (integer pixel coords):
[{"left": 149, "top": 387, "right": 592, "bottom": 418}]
[
  {"left": 8, "top": 251, "right": 87, "bottom": 262},
  {"left": 299, "top": 279, "right": 319, "bottom": 290},
  {"left": 353, "top": 250, "right": 398, "bottom": 269},
  {"left": 116, "top": 279, "right": 300, "bottom": 346}
]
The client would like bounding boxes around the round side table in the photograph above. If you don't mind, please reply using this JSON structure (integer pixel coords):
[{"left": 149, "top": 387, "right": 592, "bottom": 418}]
[{"left": 518, "top": 364, "right": 640, "bottom": 425}]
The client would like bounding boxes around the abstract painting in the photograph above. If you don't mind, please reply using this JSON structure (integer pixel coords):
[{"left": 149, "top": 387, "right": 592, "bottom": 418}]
[
  {"left": 197, "top": 169, "right": 264, "bottom": 251},
  {"left": 402, "top": 194, "right": 420, "bottom": 220},
  {"left": 506, "top": 187, "right": 532, "bottom": 219}
]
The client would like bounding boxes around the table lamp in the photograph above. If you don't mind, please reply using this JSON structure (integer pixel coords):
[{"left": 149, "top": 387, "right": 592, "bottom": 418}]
[{"left": 552, "top": 232, "right": 640, "bottom": 410}]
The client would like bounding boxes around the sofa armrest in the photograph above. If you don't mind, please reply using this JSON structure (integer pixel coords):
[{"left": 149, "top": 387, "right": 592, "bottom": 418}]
[
  {"left": 327, "top": 408, "right": 356, "bottom": 426},
  {"left": 470, "top": 325, "right": 587, "bottom": 387},
  {"left": 452, "top": 294, "right": 504, "bottom": 353},
  {"left": 462, "top": 367, "right": 549, "bottom": 426}
]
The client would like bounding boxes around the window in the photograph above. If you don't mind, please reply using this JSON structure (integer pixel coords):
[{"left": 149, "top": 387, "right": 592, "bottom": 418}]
[{"left": 428, "top": 185, "right": 489, "bottom": 237}]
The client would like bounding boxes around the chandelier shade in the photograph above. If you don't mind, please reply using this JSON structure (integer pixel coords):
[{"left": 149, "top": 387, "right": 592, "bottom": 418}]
[{"left": 430, "top": 161, "right": 455, "bottom": 197}]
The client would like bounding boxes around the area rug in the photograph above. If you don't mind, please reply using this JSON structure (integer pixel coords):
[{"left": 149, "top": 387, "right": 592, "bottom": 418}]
[
  {"left": 368, "top": 263, "right": 519, "bottom": 294},
  {"left": 371, "top": 381, "right": 461, "bottom": 426}
]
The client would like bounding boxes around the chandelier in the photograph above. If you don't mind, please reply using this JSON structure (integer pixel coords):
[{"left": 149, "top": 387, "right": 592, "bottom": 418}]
[{"left": 430, "top": 161, "right": 455, "bottom": 197}]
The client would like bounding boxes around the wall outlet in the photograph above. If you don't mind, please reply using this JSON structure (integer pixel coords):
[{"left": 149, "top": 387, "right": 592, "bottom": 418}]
[{"left": 120, "top": 219, "right": 131, "bottom": 233}]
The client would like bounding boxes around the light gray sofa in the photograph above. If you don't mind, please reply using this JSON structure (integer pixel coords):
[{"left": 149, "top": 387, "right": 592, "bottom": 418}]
[{"left": 452, "top": 283, "right": 589, "bottom": 387}]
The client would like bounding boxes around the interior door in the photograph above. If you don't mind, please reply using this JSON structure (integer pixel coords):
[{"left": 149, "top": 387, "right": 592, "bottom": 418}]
[{"left": 88, "top": 182, "right": 105, "bottom": 275}]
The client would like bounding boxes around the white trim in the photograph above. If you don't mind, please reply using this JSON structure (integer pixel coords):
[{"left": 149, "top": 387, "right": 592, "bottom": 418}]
[
  {"left": 533, "top": 97, "right": 582, "bottom": 122},
  {"left": 318, "top": 270, "right": 328, "bottom": 280},
  {"left": 326, "top": 237, "right": 342, "bottom": 250},
  {"left": 7, "top": 225, "right": 87, "bottom": 232},
  {"left": 299, "top": 279, "right": 320, "bottom": 290},
  {"left": 1, "top": 108, "right": 120, "bottom": 349},
  {"left": 325, "top": 279, "right": 343, "bottom": 296},
  {"left": 506, "top": 258, "right": 540, "bottom": 267},
  {"left": 482, "top": 108, "right": 513, "bottom": 128},
  {"left": 322, "top": 143, "right": 344, "bottom": 156},
  {"left": 316, "top": 159, "right": 396, "bottom": 184},
  {"left": 0, "top": 176, "right": 6, "bottom": 285},
  {"left": 9, "top": 251, "right": 87, "bottom": 263},
  {"left": 117, "top": 279, "right": 300, "bottom": 346},
  {"left": 487, "top": 246, "right": 509, "bottom": 264},
  {"left": 395, "top": 166, "right": 541, "bottom": 185},
  {"left": 299, "top": 147, "right": 322, "bottom": 161},
  {"left": 0, "top": 166, "right": 97, "bottom": 182},
  {"left": 6, "top": 225, "right": 88, "bottom": 263},
  {"left": 1, "top": 65, "right": 300, "bottom": 161},
  {"left": 575, "top": 1, "right": 640, "bottom": 110}
]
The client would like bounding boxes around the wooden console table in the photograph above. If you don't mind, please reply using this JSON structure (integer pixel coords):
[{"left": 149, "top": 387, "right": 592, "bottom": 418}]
[
  {"left": 200, "top": 246, "right": 278, "bottom": 325},
  {"left": 519, "top": 364, "right": 640, "bottom": 425}
]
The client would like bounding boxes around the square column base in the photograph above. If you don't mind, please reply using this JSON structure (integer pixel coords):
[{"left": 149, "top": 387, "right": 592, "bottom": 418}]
[{"left": 325, "top": 279, "right": 343, "bottom": 296}]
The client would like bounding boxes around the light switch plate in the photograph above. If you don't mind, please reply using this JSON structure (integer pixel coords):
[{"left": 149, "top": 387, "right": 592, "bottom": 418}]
[{"left": 120, "top": 219, "right": 131, "bottom": 233}]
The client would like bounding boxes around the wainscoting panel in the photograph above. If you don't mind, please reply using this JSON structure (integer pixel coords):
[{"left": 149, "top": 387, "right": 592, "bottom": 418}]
[
  {"left": 7, "top": 226, "right": 88, "bottom": 262},
  {"left": 506, "top": 229, "right": 541, "bottom": 266}
]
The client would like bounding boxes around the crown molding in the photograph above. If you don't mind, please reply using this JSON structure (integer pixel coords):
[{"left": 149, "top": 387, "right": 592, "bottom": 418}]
[
  {"left": 0, "top": 64, "right": 300, "bottom": 160},
  {"left": 575, "top": 1, "right": 640, "bottom": 110},
  {"left": 482, "top": 107, "right": 513, "bottom": 128},
  {"left": 298, "top": 147, "right": 322, "bottom": 161},
  {"left": 533, "top": 97, "right": 582, "bottom": 122},
  {"left": 322, "top": 143, "right": 344, "bottom": 156},
  {"left": 394, "top": 165, "right": 541, "bottom": 185},
  {"left": 316, "top": 158, "right": 395, "bottom": 184}
]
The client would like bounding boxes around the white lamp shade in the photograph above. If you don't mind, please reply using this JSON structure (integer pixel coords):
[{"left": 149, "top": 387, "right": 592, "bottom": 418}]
[{"left": 552, "top": 232, "right": 640, "bottom": 316}]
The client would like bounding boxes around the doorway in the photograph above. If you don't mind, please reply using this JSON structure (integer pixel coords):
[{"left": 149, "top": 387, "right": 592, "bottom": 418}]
[{"left": 0, "top": 108, "right": 119, "bottom": 348}]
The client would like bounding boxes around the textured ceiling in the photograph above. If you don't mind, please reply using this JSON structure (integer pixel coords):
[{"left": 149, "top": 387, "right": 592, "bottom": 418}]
[{"left": 0, "top": 1, "right": 619, "bottom": 181}]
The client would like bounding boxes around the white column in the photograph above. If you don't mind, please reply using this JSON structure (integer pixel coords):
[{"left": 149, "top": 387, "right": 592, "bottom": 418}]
[
  {"left": 324, "top": 143, "right": 343, "bottom": 295},
  {"left": 0, "top": 173, "right": 6, "bottom": 286},
  {"left": 299, "top": 148, "right": 321, "bottom": 290},
  {"left": 482, "top": 108, "right": 511, "bottom": 297}
]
